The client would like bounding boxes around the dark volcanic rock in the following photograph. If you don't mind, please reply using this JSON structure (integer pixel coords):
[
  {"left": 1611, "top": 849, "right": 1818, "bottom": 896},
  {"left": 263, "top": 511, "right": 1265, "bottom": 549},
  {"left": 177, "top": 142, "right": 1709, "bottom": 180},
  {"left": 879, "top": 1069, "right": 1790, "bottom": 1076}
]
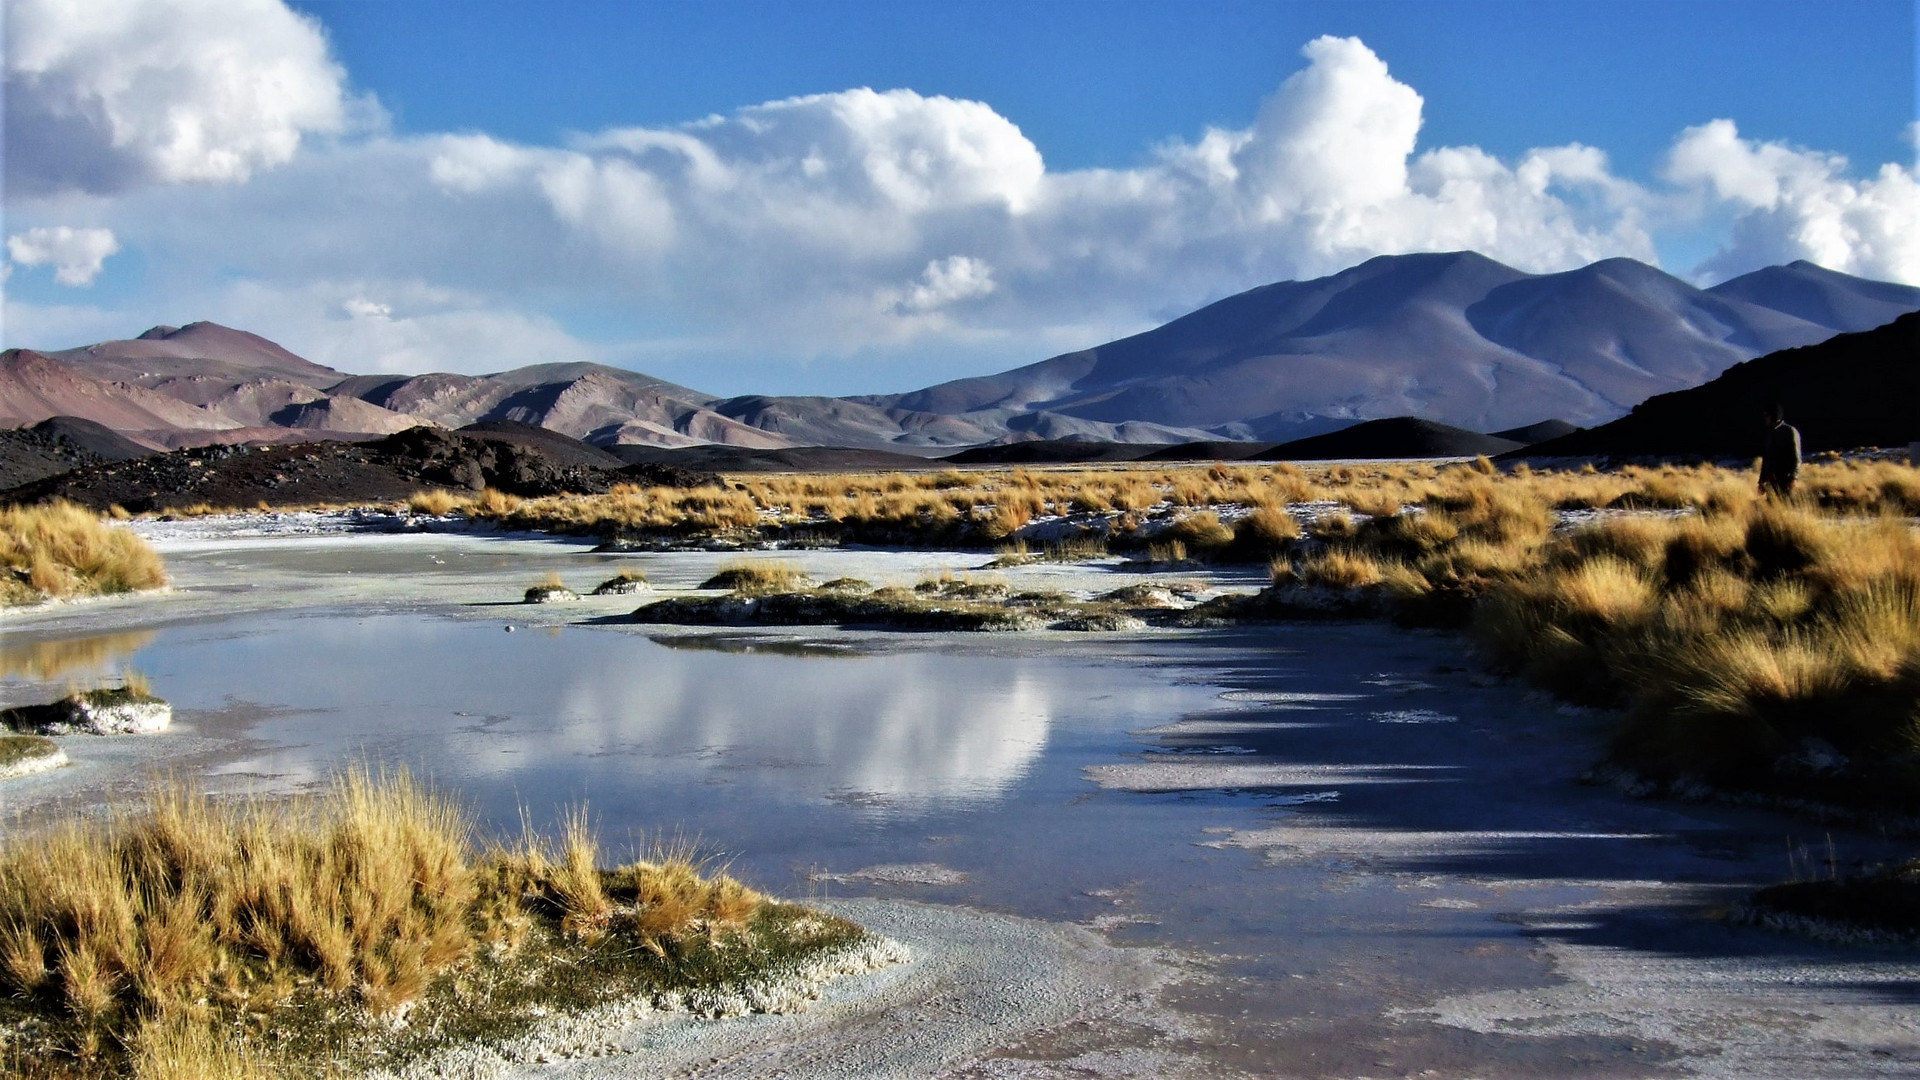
[
  {"left": 0, "top": 426, "right": 721, "bottom": 511},
  {"left": 616, "top": 461, "right": 726, "bottom": 489},
  {"left": 1489, "top": 419, "right": 1581, "bottom": 445},
  {"left": 1514, "top": 313, "right": 1920, "bottom": 459},
  {"left": 375, "top": 426, "right": 618, "bottom": 496},
  {"left": 0, "top": 416, "right": 157, "bottom": 490},
  {"left": 456, "top": 420, "right": 627, "bottom": 468},
  {"left": 1259, "top": 418, "right": 1525, "bottom": 460}
]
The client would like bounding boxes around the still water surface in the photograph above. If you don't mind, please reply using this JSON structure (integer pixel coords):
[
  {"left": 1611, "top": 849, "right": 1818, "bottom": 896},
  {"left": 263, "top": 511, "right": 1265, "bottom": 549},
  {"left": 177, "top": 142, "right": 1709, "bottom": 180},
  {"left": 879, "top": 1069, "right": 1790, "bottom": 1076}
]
[
  {"left": 8, "top": 531, "right": 1912, "bottom": 1075},
  {"left": 2, "top": 607, "right": 1252, "bottom": 911}
]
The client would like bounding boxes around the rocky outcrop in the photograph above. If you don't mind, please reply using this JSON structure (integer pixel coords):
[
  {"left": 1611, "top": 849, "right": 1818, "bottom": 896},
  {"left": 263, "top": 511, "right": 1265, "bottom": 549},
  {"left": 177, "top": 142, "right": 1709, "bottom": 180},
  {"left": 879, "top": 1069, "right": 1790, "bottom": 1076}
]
[{"left": 0, "top": 425, "right": 724, "bottom": 511}]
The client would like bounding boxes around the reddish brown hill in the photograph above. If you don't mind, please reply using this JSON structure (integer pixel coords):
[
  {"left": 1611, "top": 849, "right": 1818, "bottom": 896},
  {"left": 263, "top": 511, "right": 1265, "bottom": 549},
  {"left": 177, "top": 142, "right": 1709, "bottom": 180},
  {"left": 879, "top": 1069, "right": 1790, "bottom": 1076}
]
[
  {"left": 49, "top": 322, "right": 347, "bottom": 388},
  {"left": 0, "top": 350, "right": 234, "bottom": 432}
]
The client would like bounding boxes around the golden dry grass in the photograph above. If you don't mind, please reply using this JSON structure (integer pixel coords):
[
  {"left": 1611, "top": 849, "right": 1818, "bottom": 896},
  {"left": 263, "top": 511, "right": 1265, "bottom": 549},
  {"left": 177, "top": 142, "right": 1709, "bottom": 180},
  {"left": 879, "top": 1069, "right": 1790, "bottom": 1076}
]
[
  {"left": 701, "top": 561, "right": 812, "bottom": 594},
  {"left": 1466, "top": 504, "right": 1920, "bottom": 800},
  {"left": 406, "top": 488, "right": 463, "bottom": 516},
  {"left": 0, "top": 502, "right": 168, "bottom": 606},
  {"left": 0, "top": 770, "right": 776, "bottom": 1077},
  {"left": 448, "top": 458, "right": 1919, "bottom": 564}
]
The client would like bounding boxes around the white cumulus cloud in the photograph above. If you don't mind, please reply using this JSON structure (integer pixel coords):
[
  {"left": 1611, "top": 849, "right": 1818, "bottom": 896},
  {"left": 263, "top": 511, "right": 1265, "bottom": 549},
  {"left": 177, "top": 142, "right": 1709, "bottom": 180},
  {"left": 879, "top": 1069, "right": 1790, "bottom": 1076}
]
[
  {"left": 888, "top": 256, "right": 998, "bottom": 314},
  {"left": 4, "top": 0, "right": 353, "bottom": 195},
  {"left": 5, "top": 26, "right": 1912, "bottom": 388},
  {"left": 7, "top": 226, "right": 121, "bottom": 286},
  {"left": 1666, "top": 119, "right": 1920, "bottom": 284}
]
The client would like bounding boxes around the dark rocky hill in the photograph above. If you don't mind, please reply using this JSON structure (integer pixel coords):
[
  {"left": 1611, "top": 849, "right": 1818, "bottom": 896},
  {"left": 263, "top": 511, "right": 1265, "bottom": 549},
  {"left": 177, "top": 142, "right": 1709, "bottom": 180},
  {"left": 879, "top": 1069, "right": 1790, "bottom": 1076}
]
[
  {"left": 1259, "top": 418, "right": 1525, "bottom": 461},
  {"left": 1, "top": 427, "right": 718, "bottom": 512},
  {"left": 0, "top": 417, "right": 158, "bottom": 490},
  {"left": 1515, "top": 313, "right": 1920, "bottom": 459}
]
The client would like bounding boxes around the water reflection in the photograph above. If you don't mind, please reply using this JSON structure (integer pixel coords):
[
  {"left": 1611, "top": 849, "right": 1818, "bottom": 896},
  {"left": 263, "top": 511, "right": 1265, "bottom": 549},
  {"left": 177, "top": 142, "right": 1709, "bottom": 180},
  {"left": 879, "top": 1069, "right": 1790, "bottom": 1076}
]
[
  {"left": 0, "top": 631, "right": 153, "bottom": 681},
  {"left": 138, "top": 614, "right": 1211, "bottom": 812}
]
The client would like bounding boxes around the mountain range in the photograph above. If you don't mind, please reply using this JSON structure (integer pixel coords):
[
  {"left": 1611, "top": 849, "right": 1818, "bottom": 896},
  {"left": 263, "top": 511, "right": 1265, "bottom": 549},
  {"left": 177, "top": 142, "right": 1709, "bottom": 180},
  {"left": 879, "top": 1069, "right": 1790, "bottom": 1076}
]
[{"left": 3, "top": 254, "right": 1914, "bottom": 452}]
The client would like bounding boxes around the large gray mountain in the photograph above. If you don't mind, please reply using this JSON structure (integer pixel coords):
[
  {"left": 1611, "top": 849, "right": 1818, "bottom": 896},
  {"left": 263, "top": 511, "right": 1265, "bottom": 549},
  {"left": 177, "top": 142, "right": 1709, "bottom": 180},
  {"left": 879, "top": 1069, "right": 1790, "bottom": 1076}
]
[
  {"left": 846, "top": 253, "right": 1918, "bottom": 443},
  {"left": 7, "top": 255, "right": 1915, "bottom": 450}
]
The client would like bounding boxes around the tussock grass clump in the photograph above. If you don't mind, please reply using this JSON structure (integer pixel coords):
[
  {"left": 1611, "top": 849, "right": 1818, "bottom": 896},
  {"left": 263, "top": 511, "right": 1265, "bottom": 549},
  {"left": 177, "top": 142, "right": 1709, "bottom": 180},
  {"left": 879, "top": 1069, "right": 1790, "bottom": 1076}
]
[
  {"left": 590, "top": 568, "right": 650, "bottom": 595},
  {"left": 0, "top": 771, "right": 850, "bottom": 1078},
  {"left": 0, "top": 502, "right": 167, "bottom": 606},
  {"left": 524, "top": 572, "right": 579, "bottom": 603},
  {"left": 0, "top": 769, "right": 473, "bottom": 1070},
  {"left": 1145, "top": 539, "right": 1189, "bottom": 564},
  {"left": 1298, "top": 548, "right": 1391, "bottom": 590},
  {"left": 1745, "top": 857, "right": 1920, "bottom": 941},
  {"left": 987, "top": 533, "right": 1110, "bottom": 566},
  {"left": 700, "top": 561, "right": 812, "bottom": 594},
  {"left": 1476, "top": 505, "right": 1920, "bottom": 808},
  {"left": 1164, "top": 511, "right": 1234, "bottom": 552},
  {"left": 406, "top": 489, "right": 465, "bottom": 516}
]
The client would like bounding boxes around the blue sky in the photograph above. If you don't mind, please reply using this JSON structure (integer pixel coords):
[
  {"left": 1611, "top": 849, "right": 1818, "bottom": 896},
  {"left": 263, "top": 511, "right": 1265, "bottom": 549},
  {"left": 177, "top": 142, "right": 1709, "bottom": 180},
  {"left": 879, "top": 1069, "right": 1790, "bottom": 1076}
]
[
  {"left": 6, "top": 0, "right": 1916, "bottom": 394},
  {"left": 294, "top": 0, "right": 1914, "bottom": 181}
]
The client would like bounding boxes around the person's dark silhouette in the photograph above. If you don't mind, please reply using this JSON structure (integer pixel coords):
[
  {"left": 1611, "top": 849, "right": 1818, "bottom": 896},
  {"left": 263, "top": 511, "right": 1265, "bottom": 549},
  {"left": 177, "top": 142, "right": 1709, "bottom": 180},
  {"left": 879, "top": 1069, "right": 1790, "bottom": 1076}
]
[{"left": 1759, "top": 403, "right": 1801, "bottom": 497}]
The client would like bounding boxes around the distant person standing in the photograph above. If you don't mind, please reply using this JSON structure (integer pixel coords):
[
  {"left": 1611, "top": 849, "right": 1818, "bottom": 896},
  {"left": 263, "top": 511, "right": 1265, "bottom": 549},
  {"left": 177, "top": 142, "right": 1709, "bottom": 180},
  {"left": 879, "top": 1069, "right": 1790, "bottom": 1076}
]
[{"left": 1759, "top": 404, "right": 1801, "bottom": 497}]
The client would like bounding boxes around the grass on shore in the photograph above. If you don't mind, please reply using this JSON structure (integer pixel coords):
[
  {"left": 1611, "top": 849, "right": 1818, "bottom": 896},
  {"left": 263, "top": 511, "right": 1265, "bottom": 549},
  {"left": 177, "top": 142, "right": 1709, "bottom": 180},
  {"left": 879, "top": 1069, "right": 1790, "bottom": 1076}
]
[
  {"left": 417, "top": 457, "right": 1920, "bottom": 558},
  {"left": 0, "top": 769, "right": 862, "bottom": 1079},
  {"left": 1251, "top": 479, "right": 1920, "bottom": 813},
  {"left": 1, "top": 503, "right": 167, "bottom": 607},
  {"left": 1479, "top": 506, "right": 1920, "bottom": 808}
]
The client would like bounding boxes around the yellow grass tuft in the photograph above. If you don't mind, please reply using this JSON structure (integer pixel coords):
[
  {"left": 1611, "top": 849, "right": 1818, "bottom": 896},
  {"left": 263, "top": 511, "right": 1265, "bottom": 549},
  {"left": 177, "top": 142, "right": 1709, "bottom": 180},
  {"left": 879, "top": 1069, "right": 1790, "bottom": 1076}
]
[
  {"left": 406, "top": 489, "right": 465, "bottom": 516},
  {"left": 0, "top": 769, "right": 784, "bottom": 1075},
  {"left": 0, "top": 501, "right": 167, "bottom": 606},
  {"left": 700, "top": 561, "right": 811, "bottom": 594}
]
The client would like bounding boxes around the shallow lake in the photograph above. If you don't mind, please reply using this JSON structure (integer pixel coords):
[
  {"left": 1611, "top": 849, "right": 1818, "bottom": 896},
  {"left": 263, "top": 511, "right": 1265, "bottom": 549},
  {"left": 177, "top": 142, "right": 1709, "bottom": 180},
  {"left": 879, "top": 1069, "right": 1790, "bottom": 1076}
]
[{"left": 4, "top": 525, "right": 1916, "bottom": 1077}]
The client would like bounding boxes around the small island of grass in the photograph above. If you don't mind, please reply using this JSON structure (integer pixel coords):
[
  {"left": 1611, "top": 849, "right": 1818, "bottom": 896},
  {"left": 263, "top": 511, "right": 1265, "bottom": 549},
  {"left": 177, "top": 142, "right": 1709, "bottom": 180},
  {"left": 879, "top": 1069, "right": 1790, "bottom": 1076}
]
[
  {"left": 0, "top": 769, "right": 892, "bottom": 1079},
  {"left": 0, "top": 734, "right": 68, "bottom": 779}
]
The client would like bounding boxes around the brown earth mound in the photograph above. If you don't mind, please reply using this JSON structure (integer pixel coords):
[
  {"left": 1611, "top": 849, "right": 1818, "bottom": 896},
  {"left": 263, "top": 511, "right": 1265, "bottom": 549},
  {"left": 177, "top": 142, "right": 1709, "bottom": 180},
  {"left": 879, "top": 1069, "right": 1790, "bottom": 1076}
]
[{"left": 1, "top": 426, "right": 720, "bottom": 512}]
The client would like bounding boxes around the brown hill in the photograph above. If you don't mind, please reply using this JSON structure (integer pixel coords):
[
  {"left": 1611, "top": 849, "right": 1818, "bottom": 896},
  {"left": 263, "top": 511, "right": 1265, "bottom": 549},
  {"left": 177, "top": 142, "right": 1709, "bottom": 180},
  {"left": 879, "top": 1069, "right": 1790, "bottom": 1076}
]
[
  {"left": 49, "top": 322, "right": 347, "bottom": 388},
  {"left": 268, "top": 396, "right": 426, "bottom": 435},
  {"left": 0, "top": 350, "right": 235, "bottom": 433}
]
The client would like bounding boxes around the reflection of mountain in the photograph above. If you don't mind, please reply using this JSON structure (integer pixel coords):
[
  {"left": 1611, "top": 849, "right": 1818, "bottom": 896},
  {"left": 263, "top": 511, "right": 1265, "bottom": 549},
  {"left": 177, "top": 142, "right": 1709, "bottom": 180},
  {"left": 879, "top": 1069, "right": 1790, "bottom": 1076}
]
[{"left": 553, "top": 648, "right": 1056, "bottom": 805}]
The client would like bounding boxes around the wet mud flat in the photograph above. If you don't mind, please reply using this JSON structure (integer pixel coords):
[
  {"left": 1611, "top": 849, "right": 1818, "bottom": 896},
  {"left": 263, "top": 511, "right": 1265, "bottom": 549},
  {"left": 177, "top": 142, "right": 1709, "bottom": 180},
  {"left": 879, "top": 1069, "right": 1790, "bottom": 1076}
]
[{"left": 2, "top": 518, "right": 1917, "bottom": 1077}]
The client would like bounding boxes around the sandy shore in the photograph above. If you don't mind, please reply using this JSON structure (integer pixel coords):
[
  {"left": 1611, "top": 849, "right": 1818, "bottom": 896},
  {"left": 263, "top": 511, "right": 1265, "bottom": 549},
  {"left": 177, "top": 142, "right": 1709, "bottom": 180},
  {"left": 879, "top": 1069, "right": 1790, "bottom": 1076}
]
[{"left": 375, "top": 899, "right": 1199, "bottom": 1080}]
